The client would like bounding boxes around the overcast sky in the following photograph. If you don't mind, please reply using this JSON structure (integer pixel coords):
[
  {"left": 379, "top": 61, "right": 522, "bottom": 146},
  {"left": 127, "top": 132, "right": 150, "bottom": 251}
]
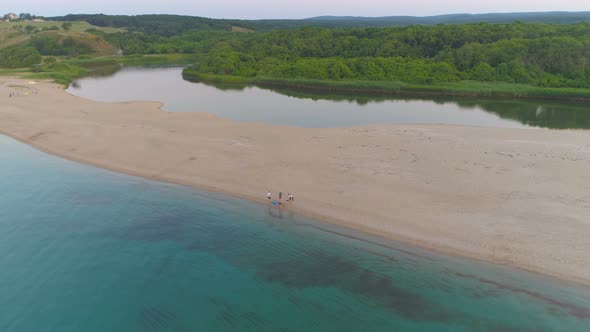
[{"left": 3, "top": 0, "right": 590, "bottom": 19}]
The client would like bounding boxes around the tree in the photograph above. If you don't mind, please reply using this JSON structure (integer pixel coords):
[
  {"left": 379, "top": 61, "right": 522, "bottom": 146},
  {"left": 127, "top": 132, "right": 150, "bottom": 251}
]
[
  {"left": 468, "top": 63, "right": 496, "bottom": 81},
  {"left": 24, "top": 25, "right": 37, "bottom": 33},
  {"left": 328, "top": 61, "right": 354, "bottom": 80},
  {"left": 43, "top": 57, "right": 57, "bottom": 65},
  {"left": 61, "top": 22, "right": 73, "bottom": 31},
  {"left": 19, "top": 13, "right": 33, "bottom": 20}
]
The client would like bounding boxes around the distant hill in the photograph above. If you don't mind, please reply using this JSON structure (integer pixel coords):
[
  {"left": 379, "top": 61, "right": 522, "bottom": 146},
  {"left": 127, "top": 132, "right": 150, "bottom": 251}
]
[
  {"left": 240, "top": 11, "right": 590, "bottom": 30},
  {"left": 304, "top": 12, "right": 590, "bottom": 26}
]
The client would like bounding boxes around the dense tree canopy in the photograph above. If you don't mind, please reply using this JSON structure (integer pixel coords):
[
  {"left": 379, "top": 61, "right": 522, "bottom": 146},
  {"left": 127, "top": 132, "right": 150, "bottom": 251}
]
[
  {"left": 190, "top": 23, "right": 590, "bottom": 88},
  {"left": 30, "top": 35, "right": 93, "bottom": 56},
  {"left": 98, "top": 30, "right": 237, "bottom": 55}
]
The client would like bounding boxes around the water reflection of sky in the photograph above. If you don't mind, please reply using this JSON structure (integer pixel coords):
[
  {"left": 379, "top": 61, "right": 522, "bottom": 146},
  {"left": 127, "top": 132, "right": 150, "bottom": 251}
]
[{"left": 67, "top": 67, "right": 589, "bottom": 129}]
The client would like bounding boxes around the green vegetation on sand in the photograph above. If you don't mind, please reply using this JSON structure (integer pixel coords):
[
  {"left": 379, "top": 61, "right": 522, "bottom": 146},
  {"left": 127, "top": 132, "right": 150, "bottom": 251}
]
[{"left": 25, "top": 54, "right": 203, "bottom": 86}]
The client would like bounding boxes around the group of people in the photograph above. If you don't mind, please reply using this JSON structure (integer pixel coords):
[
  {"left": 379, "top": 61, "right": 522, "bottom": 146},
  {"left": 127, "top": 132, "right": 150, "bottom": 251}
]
[
  {"left": 8, "top": 89, "right": 38, "bottom": 98},
  {"left": 267, "top": 191, "right": 294, "bottom": 205}
]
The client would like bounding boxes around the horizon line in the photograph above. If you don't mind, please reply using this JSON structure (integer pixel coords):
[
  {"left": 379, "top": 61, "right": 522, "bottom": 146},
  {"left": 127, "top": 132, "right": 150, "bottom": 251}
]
[{"left": 7, "top": 10, "right": 590, "bottom": 21}]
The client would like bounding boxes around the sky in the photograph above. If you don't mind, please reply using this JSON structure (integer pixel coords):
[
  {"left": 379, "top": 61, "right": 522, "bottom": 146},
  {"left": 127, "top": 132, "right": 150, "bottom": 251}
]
[{"left": 2, "top": 0, "right": 590, "bottom": 19}]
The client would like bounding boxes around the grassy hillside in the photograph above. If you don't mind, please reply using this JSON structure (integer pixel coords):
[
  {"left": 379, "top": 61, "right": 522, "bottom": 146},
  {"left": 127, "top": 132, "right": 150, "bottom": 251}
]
[
  {"left": 0, "top": 21, "right": 124, "bottom": 34},
  {"left": 48, "top": 14, "right": 249, "bottom": 36},
  {"left": 0, "top": 21, "right": 123, "bottom": 55}
]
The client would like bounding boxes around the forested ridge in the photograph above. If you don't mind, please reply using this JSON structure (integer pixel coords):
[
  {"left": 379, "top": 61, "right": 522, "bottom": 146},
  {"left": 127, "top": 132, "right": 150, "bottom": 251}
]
[
  {"left": 48, "top": 12, "right": 590, "bottom": 32},
  {"left": 187, "top": 23, "right": 590, "bottom": 89},
  {"left": 305, "top": 12, "right": 590, "bottom": 26}
]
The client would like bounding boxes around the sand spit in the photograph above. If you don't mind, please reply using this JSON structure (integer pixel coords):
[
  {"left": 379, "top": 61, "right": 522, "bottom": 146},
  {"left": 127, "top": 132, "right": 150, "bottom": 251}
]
[{"left": 2, "top": 77, "right": 590, "bottom": 285}]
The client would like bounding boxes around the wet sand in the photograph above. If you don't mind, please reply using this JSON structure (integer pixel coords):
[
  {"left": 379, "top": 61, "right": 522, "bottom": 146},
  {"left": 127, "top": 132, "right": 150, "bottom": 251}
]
[{"left": 2, "top": 77, "right": 590, "bottom": 285}]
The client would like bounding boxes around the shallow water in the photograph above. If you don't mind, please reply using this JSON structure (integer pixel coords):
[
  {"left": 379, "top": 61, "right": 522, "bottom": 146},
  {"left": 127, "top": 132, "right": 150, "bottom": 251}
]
[
  {"left": 67, "top": 66, "right": 590, "bottom": 129},
  {"left": 1, "top": 134, "right": 589, "bottom": 331}
]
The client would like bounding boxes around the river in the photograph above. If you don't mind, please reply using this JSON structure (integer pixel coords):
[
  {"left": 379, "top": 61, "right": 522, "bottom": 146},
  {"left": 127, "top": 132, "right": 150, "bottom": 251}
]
[{"left": 67, "top": 66, "right": 590, "bottom": 129}]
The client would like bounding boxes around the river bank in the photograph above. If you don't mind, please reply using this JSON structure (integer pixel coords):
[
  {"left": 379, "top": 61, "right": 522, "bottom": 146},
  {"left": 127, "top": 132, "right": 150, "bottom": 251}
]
[
  {"left": 183, "top": 70, "right": 590, "bottom": 102},
  {"left": 2, "top": 77, "right": 590, "bottom": 286}
]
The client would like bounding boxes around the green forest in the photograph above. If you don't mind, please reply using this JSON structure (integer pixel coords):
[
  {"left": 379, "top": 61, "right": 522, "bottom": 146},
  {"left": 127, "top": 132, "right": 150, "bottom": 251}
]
[{"left": 186, "top": 23, "right": 590, "bottom": 90}]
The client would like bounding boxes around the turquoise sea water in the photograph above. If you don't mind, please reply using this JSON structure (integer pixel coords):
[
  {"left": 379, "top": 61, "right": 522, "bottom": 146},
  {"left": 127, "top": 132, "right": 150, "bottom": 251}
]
[{"left": 1, "top": 134, "right": 589, "bottom": 331}]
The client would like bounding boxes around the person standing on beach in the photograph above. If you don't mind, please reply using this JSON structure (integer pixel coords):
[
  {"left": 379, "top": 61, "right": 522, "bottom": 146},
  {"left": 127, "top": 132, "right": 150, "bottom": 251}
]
[
  {"left": 267, "top": 191, "right": 271, "bottom": 200},
  {"left": 279, "top": 192, "right": 283, "bottom": 205}
]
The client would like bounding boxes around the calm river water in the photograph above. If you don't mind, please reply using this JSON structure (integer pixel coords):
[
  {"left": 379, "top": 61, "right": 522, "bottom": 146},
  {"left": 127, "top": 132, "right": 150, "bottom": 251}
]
[{"left": 67, "top": 66, "right": 590, "bottom": 129}]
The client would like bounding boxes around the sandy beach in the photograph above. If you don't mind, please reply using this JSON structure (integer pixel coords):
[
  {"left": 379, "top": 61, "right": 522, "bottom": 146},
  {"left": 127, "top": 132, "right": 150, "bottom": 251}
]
[{"left": 2, "top": 77, "right": 590, "bottom": 285}]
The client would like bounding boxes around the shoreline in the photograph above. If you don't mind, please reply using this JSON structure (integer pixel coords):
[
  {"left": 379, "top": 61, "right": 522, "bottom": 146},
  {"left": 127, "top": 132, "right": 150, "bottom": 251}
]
[
  {"left": 7, "top": 128, "right": 586, "bottom": 287},
  {"left": 2, "top": 77, "right": 590, "bottom": 287},
  {"left": 183, "top": 71, "right": 590, "bottom": 102}
]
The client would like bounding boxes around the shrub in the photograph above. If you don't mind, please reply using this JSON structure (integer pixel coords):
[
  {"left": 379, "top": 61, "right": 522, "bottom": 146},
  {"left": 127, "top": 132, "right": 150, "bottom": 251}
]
[{"left": 0, "top": 46, "right": 42, "bottom": 68}]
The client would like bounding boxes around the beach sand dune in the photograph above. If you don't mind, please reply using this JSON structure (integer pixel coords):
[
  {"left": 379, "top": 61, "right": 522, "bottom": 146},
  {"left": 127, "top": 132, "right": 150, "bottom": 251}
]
[{"left": 2, "top": 78, "right": 590, "bottom": 285}]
